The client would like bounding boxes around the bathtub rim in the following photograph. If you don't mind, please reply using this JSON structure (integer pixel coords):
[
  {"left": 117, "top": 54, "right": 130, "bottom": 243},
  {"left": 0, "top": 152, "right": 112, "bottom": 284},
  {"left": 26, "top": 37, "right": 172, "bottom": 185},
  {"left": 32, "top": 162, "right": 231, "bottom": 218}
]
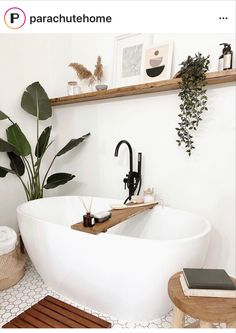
[{"left": 17, "top": 195, "right": 212, "bottom": 244}]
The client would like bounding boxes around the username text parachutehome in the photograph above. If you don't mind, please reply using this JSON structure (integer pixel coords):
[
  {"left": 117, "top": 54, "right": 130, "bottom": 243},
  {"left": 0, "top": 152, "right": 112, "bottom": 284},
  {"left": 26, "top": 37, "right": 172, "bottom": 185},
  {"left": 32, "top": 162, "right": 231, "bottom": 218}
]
[{"left": 30, "top": 14, "right": 112, "bottom": 24}]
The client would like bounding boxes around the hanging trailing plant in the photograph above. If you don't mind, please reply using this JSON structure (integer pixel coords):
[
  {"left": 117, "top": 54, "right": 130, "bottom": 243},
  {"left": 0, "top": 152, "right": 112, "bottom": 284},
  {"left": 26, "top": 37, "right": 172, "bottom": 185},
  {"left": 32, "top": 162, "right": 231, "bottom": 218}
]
[{"left": 175, "top": 53, "right": 210, "bottom": 156}]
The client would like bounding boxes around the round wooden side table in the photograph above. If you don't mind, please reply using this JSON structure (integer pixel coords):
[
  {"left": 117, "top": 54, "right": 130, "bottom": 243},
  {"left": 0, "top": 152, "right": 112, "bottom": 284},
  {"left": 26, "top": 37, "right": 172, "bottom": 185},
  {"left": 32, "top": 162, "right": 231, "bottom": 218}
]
[{"left": 168, "top": 272, "right": 236, "bottom": 328}]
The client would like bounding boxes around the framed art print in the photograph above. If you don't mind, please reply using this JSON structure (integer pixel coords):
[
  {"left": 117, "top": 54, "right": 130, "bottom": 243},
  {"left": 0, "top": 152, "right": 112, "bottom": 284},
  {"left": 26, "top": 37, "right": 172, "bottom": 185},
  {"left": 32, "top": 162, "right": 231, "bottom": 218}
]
[
  {"left": 112, "top": 34, "right": 153, "bottom": 87},
  {"left": 142, "top": 41, "right": 174, "bottom": 82}
]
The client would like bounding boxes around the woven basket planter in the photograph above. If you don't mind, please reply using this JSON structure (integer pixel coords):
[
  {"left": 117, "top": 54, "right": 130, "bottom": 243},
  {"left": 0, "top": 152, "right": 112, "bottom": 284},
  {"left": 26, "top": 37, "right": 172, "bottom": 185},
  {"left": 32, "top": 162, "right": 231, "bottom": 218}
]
[{"left": 0, "top": 241, "right": 26, "bottom": 291}]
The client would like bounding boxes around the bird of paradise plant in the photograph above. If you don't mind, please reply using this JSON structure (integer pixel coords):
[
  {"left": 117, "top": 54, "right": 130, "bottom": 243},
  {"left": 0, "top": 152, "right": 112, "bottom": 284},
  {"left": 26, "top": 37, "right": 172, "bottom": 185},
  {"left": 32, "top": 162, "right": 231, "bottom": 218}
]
[{"left": 0, "top": 82, "right": 90, "bottom": 201}]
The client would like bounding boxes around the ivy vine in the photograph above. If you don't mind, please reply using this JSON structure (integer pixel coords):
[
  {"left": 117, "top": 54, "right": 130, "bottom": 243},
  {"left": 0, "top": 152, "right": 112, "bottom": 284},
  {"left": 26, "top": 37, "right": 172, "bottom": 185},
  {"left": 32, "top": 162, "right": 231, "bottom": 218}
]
[{"left": 176, "top": 53, "right": 210, "bottom": 156}]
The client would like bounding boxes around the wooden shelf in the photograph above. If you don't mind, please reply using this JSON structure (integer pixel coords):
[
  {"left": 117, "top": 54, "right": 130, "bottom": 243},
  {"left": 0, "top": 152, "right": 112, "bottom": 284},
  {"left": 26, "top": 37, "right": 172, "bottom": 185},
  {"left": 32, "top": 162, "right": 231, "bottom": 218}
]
[
  {"left": 50, "top": 69, "right": 236, "bottom": 106},
  {"left": 71, "top": 202, "right": 158, "bottom": 235}
]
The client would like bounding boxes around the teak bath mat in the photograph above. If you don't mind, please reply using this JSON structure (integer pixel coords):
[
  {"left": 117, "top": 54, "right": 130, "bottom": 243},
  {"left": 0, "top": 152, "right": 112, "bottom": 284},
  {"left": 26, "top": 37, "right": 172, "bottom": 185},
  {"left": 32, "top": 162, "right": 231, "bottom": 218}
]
[{"left": 3, "top": 296, "right": 112, "bottom": 328}]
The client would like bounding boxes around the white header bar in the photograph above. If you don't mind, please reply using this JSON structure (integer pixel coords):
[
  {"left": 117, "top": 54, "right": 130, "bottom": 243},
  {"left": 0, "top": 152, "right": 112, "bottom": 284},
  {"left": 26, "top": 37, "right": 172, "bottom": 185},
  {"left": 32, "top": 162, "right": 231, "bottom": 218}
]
[{"left": 0, "top": 1, "right": 235, "bottom": 33}]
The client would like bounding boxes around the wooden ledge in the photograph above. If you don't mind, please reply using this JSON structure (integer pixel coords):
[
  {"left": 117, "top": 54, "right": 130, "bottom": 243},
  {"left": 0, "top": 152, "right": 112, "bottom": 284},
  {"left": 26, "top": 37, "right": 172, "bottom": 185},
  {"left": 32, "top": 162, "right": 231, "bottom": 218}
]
[
  {"left": 71, "top": 202, "right": 158, "bottom": 235},
  {"left": 50, "top": 69, "right": 236, "bottom": 106}
]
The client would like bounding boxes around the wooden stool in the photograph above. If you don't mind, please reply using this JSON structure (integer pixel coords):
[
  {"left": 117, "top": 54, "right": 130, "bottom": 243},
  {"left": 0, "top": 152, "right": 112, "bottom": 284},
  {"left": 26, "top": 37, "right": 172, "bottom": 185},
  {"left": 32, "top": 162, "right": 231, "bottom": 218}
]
[
  {"left": 168, "top": 272, "right": 236, "bottom": 328},
  {"left": 3, "top": 296, "right": 111, "bottom": 328}
]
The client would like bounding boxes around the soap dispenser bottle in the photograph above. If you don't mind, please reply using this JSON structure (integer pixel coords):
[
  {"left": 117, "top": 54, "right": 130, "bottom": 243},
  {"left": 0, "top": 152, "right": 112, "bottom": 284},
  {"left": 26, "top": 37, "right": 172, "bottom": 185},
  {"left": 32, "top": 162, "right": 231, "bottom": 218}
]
[
  {"left": 219, "top": 43, "right": 233, "bottom": 71},
  {"left": 223, "top": 43, "right": 233, "bottom": 70},
  {"left": 218, "top": 43, "right": 227, "bottom": 71}
]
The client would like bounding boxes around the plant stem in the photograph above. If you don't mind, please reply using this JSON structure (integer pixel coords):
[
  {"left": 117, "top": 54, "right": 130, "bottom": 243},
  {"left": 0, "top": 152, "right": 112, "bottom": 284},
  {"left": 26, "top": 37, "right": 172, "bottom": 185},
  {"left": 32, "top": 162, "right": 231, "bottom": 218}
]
[
  {"left": 16, "top": 175, "right": 30, "bottom": 201},
  {"left": 23, "top": 157, "right": 34, "bottom": 181},
  {"left": 28, "top": 153, "right": 42, "bottom": 199},
  {"left": 22, "top": 157, "right": 34, "bottom": 193},
  {"left": 36, "top": 88, "right": 39, "bottom": 163},
  {"left": 41, "top": 155, "right": 57, "bottom": 192},
  {"left": 29, "top": 153, "right": 36, "bottom": 174},
  {"left": 6, "top": 116, "right": 15, "bottom": 125},
  {"left": 35, "top": 89, "right": 41, "bottom": 198}
]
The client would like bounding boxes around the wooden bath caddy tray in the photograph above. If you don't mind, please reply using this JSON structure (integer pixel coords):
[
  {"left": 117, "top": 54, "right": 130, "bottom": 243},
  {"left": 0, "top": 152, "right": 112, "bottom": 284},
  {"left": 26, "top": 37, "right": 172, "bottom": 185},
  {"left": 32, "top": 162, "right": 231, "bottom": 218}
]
[
  {"left": 3, "top": 296, "right": 111, "bottom": 328},
  {"left": 71, "top": 202, "right": 158, "bottom": 235}
]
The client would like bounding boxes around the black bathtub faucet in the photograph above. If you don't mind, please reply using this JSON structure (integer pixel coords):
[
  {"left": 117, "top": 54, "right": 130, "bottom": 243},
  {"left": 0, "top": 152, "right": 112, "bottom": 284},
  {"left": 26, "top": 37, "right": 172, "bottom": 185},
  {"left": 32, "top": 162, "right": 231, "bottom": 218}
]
[{"left": 114, "top": 140, "right": 142, "bottom": 204}]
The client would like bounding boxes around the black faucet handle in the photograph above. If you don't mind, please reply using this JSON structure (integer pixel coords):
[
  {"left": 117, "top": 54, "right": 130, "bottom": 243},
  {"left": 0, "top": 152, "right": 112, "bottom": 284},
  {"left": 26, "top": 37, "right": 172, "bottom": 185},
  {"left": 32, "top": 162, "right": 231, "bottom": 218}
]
[{"left": 123, "top": 177, "right": 128, "bottom": 189}]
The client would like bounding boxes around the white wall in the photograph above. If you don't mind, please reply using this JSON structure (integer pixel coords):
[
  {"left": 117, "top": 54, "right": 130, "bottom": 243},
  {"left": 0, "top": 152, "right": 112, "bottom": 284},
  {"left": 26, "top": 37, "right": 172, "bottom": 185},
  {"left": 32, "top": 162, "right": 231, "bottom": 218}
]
[
  {"left": 0, "top": 34, "right": 71, "bottom": 229},
  {"left": 0, "top": 33, "right": 235, "bottom": 276}
]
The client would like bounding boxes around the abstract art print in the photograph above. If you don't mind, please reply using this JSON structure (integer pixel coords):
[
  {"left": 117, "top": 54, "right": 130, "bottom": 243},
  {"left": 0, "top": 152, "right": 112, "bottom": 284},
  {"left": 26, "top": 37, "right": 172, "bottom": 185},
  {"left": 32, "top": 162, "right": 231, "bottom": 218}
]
[
  {"left": 143, "top": 41, "right": 174, "bottom": 82},
  {"left": 113, "top": 34, "right": 153, "bottom": 87},
  {"left": 122, "top": 44, "right": 143, "bottom": 78}
]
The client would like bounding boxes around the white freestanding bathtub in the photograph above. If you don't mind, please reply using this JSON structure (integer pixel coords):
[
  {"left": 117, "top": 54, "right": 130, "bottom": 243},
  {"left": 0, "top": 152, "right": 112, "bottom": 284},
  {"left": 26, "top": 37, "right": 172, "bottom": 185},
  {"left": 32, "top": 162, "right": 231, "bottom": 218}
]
[{"left": 17, "top": 196, "right": 211, "bottom": 322}]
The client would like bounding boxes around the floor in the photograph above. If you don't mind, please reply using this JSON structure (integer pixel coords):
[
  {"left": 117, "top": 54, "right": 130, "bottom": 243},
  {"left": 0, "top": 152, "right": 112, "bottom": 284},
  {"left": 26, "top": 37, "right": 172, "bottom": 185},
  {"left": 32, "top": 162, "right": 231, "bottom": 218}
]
[{"left": 0, "top": 260, "right": 222, "bottom": 329}]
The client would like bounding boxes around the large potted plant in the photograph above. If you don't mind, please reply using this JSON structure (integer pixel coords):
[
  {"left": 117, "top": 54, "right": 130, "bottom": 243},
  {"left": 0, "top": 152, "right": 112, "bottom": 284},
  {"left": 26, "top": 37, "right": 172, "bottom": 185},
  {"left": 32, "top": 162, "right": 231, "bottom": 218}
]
[{"left": 0, "top": 82, "right": 90, "bottom": 200}]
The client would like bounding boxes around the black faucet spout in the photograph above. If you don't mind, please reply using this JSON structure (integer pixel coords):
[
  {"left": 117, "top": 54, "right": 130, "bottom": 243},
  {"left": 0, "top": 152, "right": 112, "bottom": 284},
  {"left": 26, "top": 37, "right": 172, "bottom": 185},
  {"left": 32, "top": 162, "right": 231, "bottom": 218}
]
[
  {"left": 114, "top": 140, "right": 142, "bottom": 204},
  {"left": 114, "top": 140, "right": 133, "bottom": 172}
]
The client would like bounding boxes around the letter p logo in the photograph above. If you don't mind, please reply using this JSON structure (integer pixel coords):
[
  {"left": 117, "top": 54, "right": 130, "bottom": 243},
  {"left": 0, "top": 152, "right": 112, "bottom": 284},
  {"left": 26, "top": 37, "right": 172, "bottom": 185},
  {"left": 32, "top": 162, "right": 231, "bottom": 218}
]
[
  {"left": 10, "top": 13, "right": 20, "bottom": 24},
  {"left": 4, "top": 7, "right": 26, "bottom": 29}
]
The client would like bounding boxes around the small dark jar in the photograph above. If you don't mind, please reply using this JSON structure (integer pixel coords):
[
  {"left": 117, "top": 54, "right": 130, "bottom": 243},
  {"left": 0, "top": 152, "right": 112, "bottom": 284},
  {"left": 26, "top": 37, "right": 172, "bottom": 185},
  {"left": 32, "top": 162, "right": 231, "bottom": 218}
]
[{"left": 83, "top": 213, "right": 94, "bottom": 227}]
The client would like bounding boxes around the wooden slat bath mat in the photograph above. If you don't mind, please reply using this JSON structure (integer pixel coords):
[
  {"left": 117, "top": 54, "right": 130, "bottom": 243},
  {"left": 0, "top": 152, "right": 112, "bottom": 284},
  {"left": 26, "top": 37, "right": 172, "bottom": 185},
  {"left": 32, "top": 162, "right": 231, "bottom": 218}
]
[
  {"left": 3, "top": 296, "right": 111, "bottom": 328},
  {"left": 71, "top": 202, "right": 158, "bottom": 235}
]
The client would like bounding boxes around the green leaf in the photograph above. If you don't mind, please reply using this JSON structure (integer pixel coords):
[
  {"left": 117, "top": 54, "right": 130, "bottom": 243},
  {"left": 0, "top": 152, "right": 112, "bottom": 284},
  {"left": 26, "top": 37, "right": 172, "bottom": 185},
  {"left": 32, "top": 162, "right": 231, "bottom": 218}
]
[
  {"left": 35, "top": 126, "right": 52, "bottom": 158},
  {"left": 7, "top": 152, "right": 25, "bottom": 176},
  {"left": 6, "top": 123, "right": 31, "bottom": 156},
  {"left": 44, "top": 172, "right": 75, "bottom": 189},
  {"left": 0, "top": 111, "right": 8, "bottom": 120},
  {"left": 21, "top": 82, "right": 52, "bottom": 120},
  {"left": 0, "top": 138, "right": 15, "bottom": 152},
  {"left": 56, "top": 133, "right": 90, "bottom": 157},
  {"left": 0, "top": 166, "right": 15, "bottom": 178}
]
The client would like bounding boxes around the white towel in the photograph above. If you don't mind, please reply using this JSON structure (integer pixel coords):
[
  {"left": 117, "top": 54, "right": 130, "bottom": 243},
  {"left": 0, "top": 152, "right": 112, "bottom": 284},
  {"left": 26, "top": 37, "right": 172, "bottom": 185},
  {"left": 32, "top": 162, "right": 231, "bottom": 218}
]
[{"left": 0, "top": 226, "right": 17, "bottom": 256}]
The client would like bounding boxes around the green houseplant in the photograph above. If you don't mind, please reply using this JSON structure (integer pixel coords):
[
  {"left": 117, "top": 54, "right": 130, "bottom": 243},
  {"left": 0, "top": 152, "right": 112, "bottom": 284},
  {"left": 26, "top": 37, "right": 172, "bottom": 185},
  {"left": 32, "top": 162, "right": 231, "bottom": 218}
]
[
  {"left": 0, "top": 82, "right": 90, "bottom": 201},
  {"left": 175, "top": 53, "right": 210, "bottom": 156}
]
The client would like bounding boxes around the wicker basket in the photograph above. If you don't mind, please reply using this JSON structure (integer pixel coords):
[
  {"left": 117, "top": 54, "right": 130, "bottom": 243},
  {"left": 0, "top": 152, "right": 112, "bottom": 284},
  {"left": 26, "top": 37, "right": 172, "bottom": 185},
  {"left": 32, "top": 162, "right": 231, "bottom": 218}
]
[{"left": 0, "top": 241, "right": 26, "bottom": 291}]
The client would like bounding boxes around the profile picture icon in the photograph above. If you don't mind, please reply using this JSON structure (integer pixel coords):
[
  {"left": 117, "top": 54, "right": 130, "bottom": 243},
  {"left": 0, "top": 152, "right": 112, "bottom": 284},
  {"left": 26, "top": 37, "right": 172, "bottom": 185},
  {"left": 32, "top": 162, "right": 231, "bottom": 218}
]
[{"left": 4, "top": 7, "right": 26, "bottom": 29}]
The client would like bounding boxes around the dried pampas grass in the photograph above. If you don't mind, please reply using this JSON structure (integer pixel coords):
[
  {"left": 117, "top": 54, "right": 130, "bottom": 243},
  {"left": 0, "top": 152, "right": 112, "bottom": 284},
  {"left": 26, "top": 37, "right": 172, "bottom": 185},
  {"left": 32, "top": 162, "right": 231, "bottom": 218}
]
[
  {"left": 69, "top": 56, "right": 104, "bottom": 86},
  {"left": 94, "top": 56, "right": 103, "bottom": 81},
  {"left": 69, "top": 63, "right": 93, "bottom": 80}
]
